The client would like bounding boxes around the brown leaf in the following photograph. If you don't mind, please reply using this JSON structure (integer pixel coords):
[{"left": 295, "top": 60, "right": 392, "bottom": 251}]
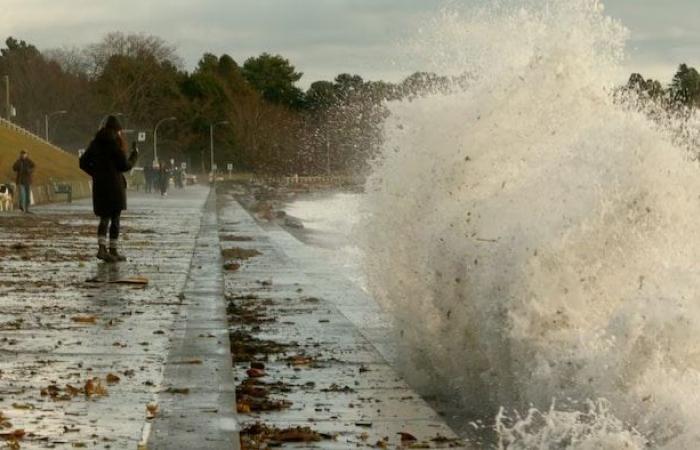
[
  {"left": 236, "top": 401, "right": 251, "bottom": 414},
  {"left": 399, "top": 432, "right": 417, "bottom": 442},
  {"left": 71, "top": 316, "right": 97, "bottom": 324},
  {"left": 109, "top": 276, "right": 149, "bottom": 285},
  {"left": 84, "top": 378, "right": 108, "bottom": 396},
  {"left": 164, "top": 387, "right": 190, "bottom": 395},
  {"left": 246, "top": 368, "right": 266, "bottom": 378},
  {"left": 0, "top": 429, "right": 25, "bottom": 441},
  {"left": 288, "top": 355, "right": 313, "bottom": 366},
  {"left": 106, "top": 373, "right": 121, "bottom": 384},
  {"left": 171, "top": 359, "right": 202, "bottom": 365},
  {"left": 223, "top": 262, "right": 241, "bottom": 271},
  {"left": 65, "top": 384, "right": 82, "bottom": 396},
  {"left": 0, "top": 413, "right": 12, "bottom": 430},
  {"left": 11, "top": 403, "right": 34, "bottom": 410},
  {"left": 275, "top": 427, "right": 321, "bottom": 443},
  {"left": 146, "top": 403, "right": 159, "bottom": 419}
]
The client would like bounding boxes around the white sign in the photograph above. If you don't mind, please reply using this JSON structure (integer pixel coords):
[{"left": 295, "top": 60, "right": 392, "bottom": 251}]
[
  {"left": 181, "top": 162, "right": 187, "bottom": 170},
  {"left": 227, "top": 163, "right": 233, "bottom": 171},
  {"left": 212, "top": 163, "right": 218, "bottom": 171},
  {"left": 137, "top": 131, "right": 146, "bottom": 142}
]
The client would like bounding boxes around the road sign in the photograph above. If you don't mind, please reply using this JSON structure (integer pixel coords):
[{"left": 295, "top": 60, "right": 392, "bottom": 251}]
[
  {"left": 227, "top": 163, "right": 233, "bottom": 172},
  {"left": 212, "top": 163, "right": 218, "bottom": 171},
  {"left": 181, "top": 162, "right": 187, "bottom": 170},
  {"left": 137, "top": 132, "right": 146, "bottom": 142}
]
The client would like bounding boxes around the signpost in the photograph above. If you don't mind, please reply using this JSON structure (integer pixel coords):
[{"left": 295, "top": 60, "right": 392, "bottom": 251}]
[{"left": 137, "top": 131, "right": 146, "bottom": 142}]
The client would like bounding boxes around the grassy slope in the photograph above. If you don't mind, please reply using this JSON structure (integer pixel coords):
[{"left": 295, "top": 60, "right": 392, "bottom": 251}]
[{"left": 0, "top": 126, "right": 88, "bottom": 185}]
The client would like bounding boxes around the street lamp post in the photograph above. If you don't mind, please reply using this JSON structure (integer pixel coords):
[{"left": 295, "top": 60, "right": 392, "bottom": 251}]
[
  {"left": 45, "top": 110, "right": 67, "bottom": 142},
  {"left": 209, "top": 120, "right": 229, "bottom": 179},
  {"left": 4, "top": 76, "right": 10, "bottom": 121},
  {"left": 153, "top": 116, "right": 176, "bottom": 166}
]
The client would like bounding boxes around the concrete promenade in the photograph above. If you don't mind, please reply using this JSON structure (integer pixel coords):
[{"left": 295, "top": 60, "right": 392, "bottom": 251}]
[
  {"left": 0, "top": 186, "right": 240, "bottom": 449},
  {"left": 0, "top": 185, "right": 465, "bottom": 449},
  {"left": 218, "top": 188, "right": 466, "bottom": 449}
]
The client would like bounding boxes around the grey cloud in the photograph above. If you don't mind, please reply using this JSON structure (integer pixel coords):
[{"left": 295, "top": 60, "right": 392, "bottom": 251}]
[{"left": 2, "top": 0, "right": 698, "bottom": 88}]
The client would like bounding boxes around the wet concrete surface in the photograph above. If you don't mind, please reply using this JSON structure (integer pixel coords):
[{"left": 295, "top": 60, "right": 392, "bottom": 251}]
[
  {"left": 0, "top": 186, "right": 217, "bottom": 449},
  {"left": 218, "top": 188, "right": 467, "bottom": 449},
  {"left": 148, "top": 190, "right": 239, "bottom": 450},
  {"left": 1, "top": 184, "right": 467, "bottom": 449}
]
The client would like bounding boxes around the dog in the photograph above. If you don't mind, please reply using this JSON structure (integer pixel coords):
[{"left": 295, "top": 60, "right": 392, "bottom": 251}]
[{"left": 0, "top": 184, "right": 15, "bottom": 212}]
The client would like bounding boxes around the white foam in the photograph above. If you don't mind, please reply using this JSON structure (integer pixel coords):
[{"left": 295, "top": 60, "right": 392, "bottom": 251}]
[{"left": 359, "top": 1, "right": 700, "bottom": 447}]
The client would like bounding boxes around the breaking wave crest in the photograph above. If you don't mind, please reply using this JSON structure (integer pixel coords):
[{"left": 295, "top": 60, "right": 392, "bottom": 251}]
[{"left": 359, "top": 1, "right": 700, "bottom": 447}]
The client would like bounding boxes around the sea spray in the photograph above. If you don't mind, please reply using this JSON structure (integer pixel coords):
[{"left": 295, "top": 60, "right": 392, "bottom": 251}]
[{"left": 359, "top": 1, "right": 700, "bottom": 447}]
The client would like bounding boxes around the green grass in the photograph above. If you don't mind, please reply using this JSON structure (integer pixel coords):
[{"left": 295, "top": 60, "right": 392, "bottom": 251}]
[{"left": 0, "top": 125, "right": 88, "bottom": 185}]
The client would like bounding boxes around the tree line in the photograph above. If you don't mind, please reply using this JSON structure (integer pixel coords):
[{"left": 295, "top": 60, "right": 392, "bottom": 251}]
[
  {"left": 625, "top": 64, "right": 700, "bottom": 109},
  {"left": 0, "top": 34, "right": 442, "bottom": 176},
  {"left": 4, "top": 33, "right": 697, "bottom": 175}
]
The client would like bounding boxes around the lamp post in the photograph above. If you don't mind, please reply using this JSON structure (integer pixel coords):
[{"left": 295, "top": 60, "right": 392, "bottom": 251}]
[
  {"left": 153, "top": 116, "right": 176, "bottom": 166},
  {"left": 45, "top": 110, "right": 67, "bottom": 142},
  {"left": 4, "top": 76, "right": 10, "bottom": 121},
  {"left": 209, "top": 120, "right": 229, "bottom": 179}
]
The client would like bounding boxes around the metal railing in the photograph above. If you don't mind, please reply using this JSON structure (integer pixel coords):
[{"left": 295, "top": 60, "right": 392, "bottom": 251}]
[{"left": 0, "top": 116, "right": 69, "bottom": 154}]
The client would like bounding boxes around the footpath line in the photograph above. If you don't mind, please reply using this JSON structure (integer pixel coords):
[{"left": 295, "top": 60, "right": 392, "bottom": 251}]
[{"left": 148, "top": 189, "right": 239, "bottom": 449}]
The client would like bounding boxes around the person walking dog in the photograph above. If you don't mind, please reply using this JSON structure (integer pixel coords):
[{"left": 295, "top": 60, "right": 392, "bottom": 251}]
[
  {"left": 79, "top": 116, "right": 138, "bottom": 262},
  {"left": 12, "top": 150, "right": 35, "bottom": 213}
]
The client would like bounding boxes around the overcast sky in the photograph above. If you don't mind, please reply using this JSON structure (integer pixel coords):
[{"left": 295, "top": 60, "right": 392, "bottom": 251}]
[{"left": 0, "top": 0, "right": 697, "bottom": 88}]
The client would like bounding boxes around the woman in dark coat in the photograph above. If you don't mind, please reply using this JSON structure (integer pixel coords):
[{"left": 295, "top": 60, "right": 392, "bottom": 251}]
[{"left": 79, "top": 116, "right": 138, "bottom": 262}]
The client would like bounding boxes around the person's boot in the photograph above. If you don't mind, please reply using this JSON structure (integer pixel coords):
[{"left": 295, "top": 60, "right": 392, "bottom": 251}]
[
  {"left": 109, "top": 246, "right": 127, "bottom": 262},
  {"left": 97, "top": 245, "right": 117, "bottom": 262}
]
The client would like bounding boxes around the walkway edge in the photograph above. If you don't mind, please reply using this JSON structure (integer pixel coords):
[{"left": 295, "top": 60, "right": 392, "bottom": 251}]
[{"left": 148, "top": 188, "right": 240, "bottom": 450}]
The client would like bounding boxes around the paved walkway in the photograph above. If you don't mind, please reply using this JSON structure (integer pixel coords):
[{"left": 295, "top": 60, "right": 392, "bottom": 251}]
[
  {"left": 0, "top": 186, "right": 238, "bottom": 449},
  {"left": 218, "top": 188, "right": 466, "bottom": 449},
  {"left": 0, "top": 184, "right": 466, "bottom": 449}
]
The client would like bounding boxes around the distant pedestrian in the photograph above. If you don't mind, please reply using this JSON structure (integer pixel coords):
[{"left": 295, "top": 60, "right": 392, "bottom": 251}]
[
  {"left": 174, "top": 166, "right": 184, "bottom": 189},
  {"left": 79, "top": 115, "right": 138, "bottom": 263},
  {"left": 159, "top": 163, "right": 170, "bottom": 196},
  {"left": 144, "top": 165, "right": 153, "bottom": 193},
  {"left": 12, "top": 150, "right": 35, "bottom": 213}
]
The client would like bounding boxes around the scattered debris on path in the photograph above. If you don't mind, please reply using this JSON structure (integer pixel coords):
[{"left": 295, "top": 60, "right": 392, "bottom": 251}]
[{"left": 220, "top": 183, "right": 468, "bottom": 449}]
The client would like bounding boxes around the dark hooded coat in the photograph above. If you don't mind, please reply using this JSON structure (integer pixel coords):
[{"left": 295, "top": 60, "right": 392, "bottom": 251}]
[{"left": 79, "top": 129, "right": 138, "bottom": 217}]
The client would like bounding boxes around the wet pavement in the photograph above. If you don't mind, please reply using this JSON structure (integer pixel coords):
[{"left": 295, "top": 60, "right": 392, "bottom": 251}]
[
  {"left": 0, "top": 186, "right": 219, "bottom": 449},
  {"left": 0, "top": 184, "right": 466, "bottom": 449},
  {"left": 149, "top": 191, "right": 238, "bottom": 450},
  {"left": 218, "top": 187, "right": 466, "bottom": 449}
]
